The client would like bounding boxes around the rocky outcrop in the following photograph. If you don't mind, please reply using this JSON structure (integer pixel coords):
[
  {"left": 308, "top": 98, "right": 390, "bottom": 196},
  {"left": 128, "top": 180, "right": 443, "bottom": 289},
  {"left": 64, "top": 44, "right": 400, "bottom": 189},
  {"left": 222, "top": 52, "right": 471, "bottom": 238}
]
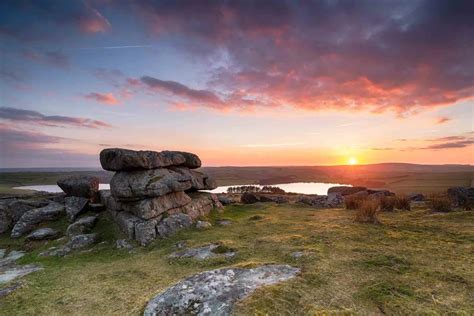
[
  {"left": 241, "top": 193, "right": 290, "bottom": 204},
  {"left": 65, "top": 196, "right": 89, "bottom": 222},
  {"left": 408, "top": 192, "right": 425, "bottom": 201},
  {"left": 57, "top": 175, "right": 99, "bottom": 200},
  {"left": 25, "top": 228, "right": 60, "bottom": 241},
  {"left": 101, "top": 148, "right": 220, "bottom": 246},
  {"left": 143, "top": 265, "right": 299, "bottom": 315},
  {"left": 11, "top": 202, "right": 65, "bottom": 238},
  {"left": 0, "top": 199, "right": 50, "bottom": 234},
  {"left": 100, "top": 148, "right": 201, "bottom": 171}
]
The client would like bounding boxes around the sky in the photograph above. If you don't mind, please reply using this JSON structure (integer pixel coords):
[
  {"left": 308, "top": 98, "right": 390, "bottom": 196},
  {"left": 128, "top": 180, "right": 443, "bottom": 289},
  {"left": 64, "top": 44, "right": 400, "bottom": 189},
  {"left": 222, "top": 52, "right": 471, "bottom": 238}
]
[{"left": 0, "top": 0, "right": 473, "bottom": 168}]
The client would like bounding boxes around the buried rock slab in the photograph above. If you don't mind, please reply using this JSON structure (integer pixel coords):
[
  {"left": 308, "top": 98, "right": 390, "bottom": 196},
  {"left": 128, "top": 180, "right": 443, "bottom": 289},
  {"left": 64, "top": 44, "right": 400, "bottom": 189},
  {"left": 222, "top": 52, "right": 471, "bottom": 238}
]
[
  {"left": 169, "top": 243, "right": 235, "bottom": 261},
  {"left": 143, "top": 264, "right": 299, "bottom": 316}
]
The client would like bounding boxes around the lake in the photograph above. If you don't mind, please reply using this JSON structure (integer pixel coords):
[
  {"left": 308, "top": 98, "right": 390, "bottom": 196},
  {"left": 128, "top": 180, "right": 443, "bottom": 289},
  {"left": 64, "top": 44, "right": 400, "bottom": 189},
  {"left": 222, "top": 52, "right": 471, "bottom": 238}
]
[{"left": 13, "top": 182, "right": 348, "bottom": 195}]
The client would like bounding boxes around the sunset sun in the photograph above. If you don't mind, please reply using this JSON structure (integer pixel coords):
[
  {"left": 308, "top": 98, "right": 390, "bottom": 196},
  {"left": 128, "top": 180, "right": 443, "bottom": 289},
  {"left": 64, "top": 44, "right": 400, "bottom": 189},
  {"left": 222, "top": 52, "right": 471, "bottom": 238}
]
[{"left": 348, "top": 157, "right": 358, "bottom": 165}]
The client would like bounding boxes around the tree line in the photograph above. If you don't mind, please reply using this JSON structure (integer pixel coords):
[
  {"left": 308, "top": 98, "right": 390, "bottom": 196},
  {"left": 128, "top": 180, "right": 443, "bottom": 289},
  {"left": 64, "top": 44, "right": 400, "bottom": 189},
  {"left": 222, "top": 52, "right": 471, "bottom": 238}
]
[{"left": 226, "top": 185, "right": 285, "bottom": 194}]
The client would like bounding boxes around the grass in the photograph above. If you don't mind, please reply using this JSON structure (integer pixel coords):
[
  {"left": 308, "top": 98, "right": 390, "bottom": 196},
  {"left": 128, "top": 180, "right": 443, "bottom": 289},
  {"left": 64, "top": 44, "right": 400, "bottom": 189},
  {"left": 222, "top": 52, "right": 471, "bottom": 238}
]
[{"left": 0, "top": 204, "right": 473, "bottom": 315}]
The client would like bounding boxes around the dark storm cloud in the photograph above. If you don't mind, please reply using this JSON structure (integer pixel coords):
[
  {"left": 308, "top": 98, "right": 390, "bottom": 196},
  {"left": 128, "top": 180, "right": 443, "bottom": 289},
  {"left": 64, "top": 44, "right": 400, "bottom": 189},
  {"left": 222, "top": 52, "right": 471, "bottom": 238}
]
[{"left": 0, "top": 107, "right": 112, "bottom": 129}]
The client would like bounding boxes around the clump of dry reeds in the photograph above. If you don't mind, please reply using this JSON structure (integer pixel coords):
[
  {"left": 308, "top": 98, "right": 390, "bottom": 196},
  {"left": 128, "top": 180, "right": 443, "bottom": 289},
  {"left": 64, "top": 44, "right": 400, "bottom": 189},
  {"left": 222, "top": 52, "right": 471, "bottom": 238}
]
[
  {"left": 345, "top": 195, "right": 366, "bottom": 210},
  {"left": 354, "top": 199, "right": 381, "bottom": 224},
  {"left": 430, "top": 195, "right": 452, "bottom": 212},
  {"left": 395, "top": 195, "right": 411, "bottom": 211}
]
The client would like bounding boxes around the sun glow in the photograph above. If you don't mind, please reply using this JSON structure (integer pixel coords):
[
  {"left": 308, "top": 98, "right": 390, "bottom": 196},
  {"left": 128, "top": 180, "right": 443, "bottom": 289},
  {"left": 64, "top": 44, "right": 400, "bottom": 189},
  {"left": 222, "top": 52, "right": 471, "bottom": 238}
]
[{"left": 348, "top": 157, "right": 358, "bottom": 165}]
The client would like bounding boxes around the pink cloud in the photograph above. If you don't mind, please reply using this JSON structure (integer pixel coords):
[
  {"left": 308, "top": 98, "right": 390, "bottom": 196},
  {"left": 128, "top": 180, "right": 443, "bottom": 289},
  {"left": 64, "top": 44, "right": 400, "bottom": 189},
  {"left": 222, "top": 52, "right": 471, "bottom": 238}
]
[
  {"left": 435, "top": 116, "right": 451, "bottom": 124},
  {"left": 84, "top": 92, "right": 119, "bottom": 105}
]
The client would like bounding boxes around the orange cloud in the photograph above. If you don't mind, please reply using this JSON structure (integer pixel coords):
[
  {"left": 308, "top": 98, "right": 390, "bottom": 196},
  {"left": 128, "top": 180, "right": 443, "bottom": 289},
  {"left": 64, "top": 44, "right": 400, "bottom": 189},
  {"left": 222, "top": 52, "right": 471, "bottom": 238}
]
[
  {"left": 435, "top": 116, "right": 451, "bottom": 124},
  {"left": 84, "top": 92, "right": 119, "bottom": 105}
]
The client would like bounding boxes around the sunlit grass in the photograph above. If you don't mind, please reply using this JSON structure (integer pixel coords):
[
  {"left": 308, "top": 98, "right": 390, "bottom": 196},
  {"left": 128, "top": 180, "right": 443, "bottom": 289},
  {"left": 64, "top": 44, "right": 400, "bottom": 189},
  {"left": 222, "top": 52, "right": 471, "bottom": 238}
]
[{"left": 0, "top": 204, "right": 473, "bottom": 315}]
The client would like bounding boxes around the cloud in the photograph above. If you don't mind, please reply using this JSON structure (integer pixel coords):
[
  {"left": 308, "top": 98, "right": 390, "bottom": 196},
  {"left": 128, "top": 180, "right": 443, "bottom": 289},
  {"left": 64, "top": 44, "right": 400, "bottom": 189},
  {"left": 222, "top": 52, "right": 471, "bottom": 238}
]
[
  {"left": 23, "top": 50, "right": 70, "bottom": 68},
  {"left": 139, "top": 76, "right": 225, "bottom": 109},
  {"left": 128, "top": 0, "right": 474, "bottom": 115},
  {"left": 371, "top": 147, "right": 394, "bottom": 151},
  {"left": 83, "top": 92, "right": 119, "bottom": 105},
  {"left": 435, "top": 116, "right": 451, "bottom": 124},
  {"left": 0, "top": 123, "right": 65, "bottom": 147},
  {"left": 0, "top": 0, "right": 110, "bottom": 41},
  {"left": 0, "top": 107, "right": 112, "bottom": 129},
  {"left": 422, "top": 140, "right": 474, "bottom": 149}
]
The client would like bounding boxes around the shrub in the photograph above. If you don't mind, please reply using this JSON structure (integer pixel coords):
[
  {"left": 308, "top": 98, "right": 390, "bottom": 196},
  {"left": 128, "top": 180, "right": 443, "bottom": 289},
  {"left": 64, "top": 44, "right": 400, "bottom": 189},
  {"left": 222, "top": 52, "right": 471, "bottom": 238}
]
[
  {"left": 355, "top": 199, "right": 381, "bottom": 224},
  {"left": 430, "top": 196, "right": 452, "bottom": 212},
  {"left": 379, "top": 196, "right": 396, "bottom": 212},
  {"left": 345, "top": 195, "right": 366, "bottom": 210},
  {"left": 395, "top": 195, "right": 411, "bottom": 211}
]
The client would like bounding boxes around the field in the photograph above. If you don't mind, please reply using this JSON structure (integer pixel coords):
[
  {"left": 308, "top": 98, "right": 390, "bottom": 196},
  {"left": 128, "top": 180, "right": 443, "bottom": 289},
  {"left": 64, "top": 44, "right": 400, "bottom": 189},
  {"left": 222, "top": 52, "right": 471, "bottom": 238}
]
[
  {"left": 1, "top": 163, "right": 472, "bottom": 195},
  {"left": 1, "top": 203, "right": 473, "bottom": 315}
]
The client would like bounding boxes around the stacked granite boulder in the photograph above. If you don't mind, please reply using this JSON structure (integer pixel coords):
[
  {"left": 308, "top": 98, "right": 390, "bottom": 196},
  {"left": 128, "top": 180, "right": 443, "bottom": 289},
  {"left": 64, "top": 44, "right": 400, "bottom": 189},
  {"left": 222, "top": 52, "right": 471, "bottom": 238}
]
[{"left": 99, "top": 148, "right": 221, "bottom": 246}]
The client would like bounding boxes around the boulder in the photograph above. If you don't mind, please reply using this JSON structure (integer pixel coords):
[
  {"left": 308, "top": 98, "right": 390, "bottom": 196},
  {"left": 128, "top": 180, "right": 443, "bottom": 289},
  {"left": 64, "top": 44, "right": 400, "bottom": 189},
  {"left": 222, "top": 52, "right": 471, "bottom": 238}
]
[
  {"left": 196, "top": 220, "right": 212, "bottom": 229},
  {"left": 408, "top": 192, "right": 425, "bottom": 201},
  {"left": 169, "top": 243, "right": 235, "bottom": 261},
  {"left": 11, "top": 202, "right": 65, "bottom": 238},
  {"left": 57, "top": 175, "right": 99, "bottom": 200},
  {"left": 66, "top": 216, "right": 98, "bottom": 237},
  {"left": 100, "top": 148, "right": 201, "bottom": 171},
  {"left": 135, "top": 217, "right": 161, "bottom": 246},
  {"left": 110, "top": 211, "right": 141, "bottom": 239},
  {"left": 326, "top": 193, "right": 344, "bottom": 207},
  {"left": 143, "top": 265, "right": 299, "bottom": 315},
  {"left": 168, "top": 192, "right": 222, "bottom": 220},
  {"left": 65, "top": 196, "right": 89, "bottom": 222},
  {"left": 163, "top": 151, "right": 201, "bottom": 169},
  {"left": 217, "top": 194, "right": 239, "bottom": 205},
  {"left": 0, "top": 203, "right": 12, "bottom": 234},
  {"left": 99, "top": 190, "right": 122, "bottom": 212},
  {"left": 116, "top": 239, "right": 134, "bottom": 250},
  {"left": 327, "top": 186, "right": 367, "bottom": 196},
  {"left": 156, "top": 213, "right": 193, "bottom": 238},
  {"left": 88, "top": 203, "right": 105, "bottom": 212},
  {"left": 26, "top": 228, "right": 60, "bottom": 241},
  {"left": 170, "top": 167, "right": 217, "bottom": 191},
  {"left": 7, "top": 199, "right": 50, "bottom": 222},
  {"left": 447, "top": 187, "right": 474, "bottom": 209},
  {"left": 298, "top": 195, "right": 327, "bottom": 207},
  {"left": 66, "top": 233, "right": 99, "bottom": 250},
  {"left": 241, "top": 193, "right": 260, "bottom": 204},
  {"left": 120, "top": 192, "right": 191, "bottom": 220},
  {"left": 110, "top": 168, "right": 192, "bottom": 201},
  {"left": 367, "top": 189, "right": 395, "bottom": 197}
]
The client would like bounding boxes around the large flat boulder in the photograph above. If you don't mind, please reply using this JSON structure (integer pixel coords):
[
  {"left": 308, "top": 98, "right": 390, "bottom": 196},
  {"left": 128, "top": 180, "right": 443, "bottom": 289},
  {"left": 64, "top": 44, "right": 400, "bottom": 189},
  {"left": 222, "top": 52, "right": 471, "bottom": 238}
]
[
  {"left": 168, "top": 192, "right": 222, "bottom": 220},
  {"left": 26, "top": 228, "right": 60, "bottom": 241},
  {"left": 11, "top": 202, "right": 65, "bottom": 238},
  {"left": 120, "top": 192, "right": 192, "bottom": 220},
  {"left": 110, "top": 167, "right": 216, "bottom": 201},
  {"left": 143, "top": 265, "right": 299, "bottom": 315},
  {"left": 100, "top": 148, "right": 201, "bottom": 171},
  {"left": 57, "top": 175, "right": 99, "bottom": 200},
  {"left": 327, "top": 186, "right": 367, "bottom": 196}
]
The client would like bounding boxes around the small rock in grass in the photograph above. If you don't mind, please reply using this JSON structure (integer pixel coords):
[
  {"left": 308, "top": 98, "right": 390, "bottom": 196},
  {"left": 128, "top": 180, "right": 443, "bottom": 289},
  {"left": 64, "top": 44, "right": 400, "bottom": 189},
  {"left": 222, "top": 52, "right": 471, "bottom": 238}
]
[
  {"left": 66, "top": 216, "right": 98, "bottom": 237},
  {"left": 67, "top": 233, "right": 99, "bottom": 250},
  {"left": 26, "top": 227, "right": 60, "bottom": 241},
  {"left": 0, "top": 282, "right": 22, "bottom": 297},
  {"left": 195, "top": 220, "right": 212, "bottom": 229},
  {"left": 248, "top": 215, "right": 264, "bottom": 221},
  {"left": 116, "top": 239, "right": 134, "bottom": 250},
  {"left": 290, "top": 251, "right": 304, "bottom": 259},
  {"left": 169, "top": 243, "right": 235, "bottom": 261},
  {"left": 216, "top": 219, "right": 232, "bottom": 226}
]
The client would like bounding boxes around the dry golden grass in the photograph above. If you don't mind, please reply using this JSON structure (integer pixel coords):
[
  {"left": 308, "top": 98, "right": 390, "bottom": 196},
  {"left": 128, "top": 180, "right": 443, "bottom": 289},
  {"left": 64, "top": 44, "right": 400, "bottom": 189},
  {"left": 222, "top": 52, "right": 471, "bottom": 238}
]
[
  {"left": 430, "top": 195, "right": 453, "bottom": 212},
  {"left": 355, "top": 199, "right": 381, "bottom": 224}
]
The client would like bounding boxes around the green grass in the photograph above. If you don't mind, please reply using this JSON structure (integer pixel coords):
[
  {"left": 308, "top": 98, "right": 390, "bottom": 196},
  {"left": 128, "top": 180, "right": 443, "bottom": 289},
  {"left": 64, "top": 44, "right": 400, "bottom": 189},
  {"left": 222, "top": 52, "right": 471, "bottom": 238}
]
[{"left": 0, "top": 204, "right": 473, "bottom": 315}]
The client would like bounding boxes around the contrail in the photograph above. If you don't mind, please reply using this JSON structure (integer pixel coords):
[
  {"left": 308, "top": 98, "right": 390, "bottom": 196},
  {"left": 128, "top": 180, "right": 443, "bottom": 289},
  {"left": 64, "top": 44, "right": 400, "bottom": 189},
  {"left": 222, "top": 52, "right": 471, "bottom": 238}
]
[{"left": 73, "top": 45, "right": 154, "bottom": 50}]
